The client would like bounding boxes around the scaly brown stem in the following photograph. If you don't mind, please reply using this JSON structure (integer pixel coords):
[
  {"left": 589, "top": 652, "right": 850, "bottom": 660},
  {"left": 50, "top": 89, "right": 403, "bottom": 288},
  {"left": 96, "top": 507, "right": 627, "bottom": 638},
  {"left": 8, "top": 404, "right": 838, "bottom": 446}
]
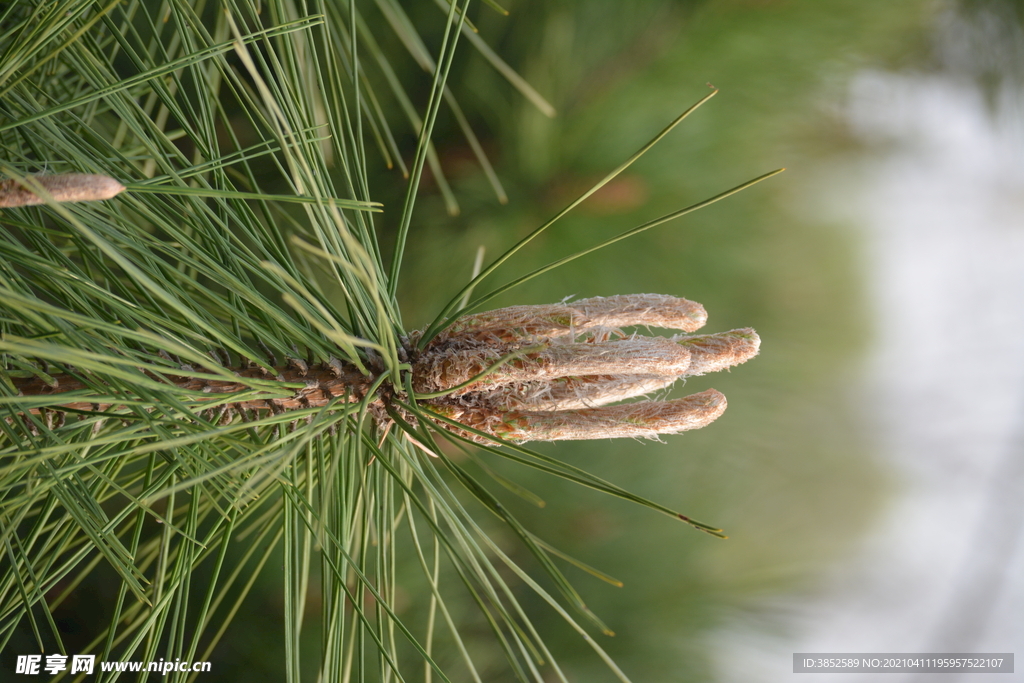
[{"left": 9, "top": 362, "right": 373, "bottom": 414}]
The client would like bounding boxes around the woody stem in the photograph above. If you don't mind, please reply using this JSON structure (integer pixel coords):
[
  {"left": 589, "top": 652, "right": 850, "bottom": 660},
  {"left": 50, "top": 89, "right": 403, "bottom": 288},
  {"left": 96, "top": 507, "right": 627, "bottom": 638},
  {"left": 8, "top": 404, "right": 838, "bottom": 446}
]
[{"left": 9, "top": 362, "right": 374, "bottom": 414}]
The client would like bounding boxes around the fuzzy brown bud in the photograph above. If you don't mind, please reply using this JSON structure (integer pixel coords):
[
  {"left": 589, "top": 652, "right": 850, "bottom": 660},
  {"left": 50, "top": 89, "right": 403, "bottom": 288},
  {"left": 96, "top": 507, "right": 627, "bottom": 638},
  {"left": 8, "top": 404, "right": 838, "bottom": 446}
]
[
  {"left": 413, "top": 337, "right": 691, "bottom": 395},
  {"left": 468, "top": 388, "right": 728, "bottom": 442},
  {"left": 568, "top": 294, "right": 707, "bottom": 334},
  {"left": 478, "top": 374, "right": 680, "bottom": 412},
  {"left": 435, "top": 293, "right": 707, "bottom": 345}
]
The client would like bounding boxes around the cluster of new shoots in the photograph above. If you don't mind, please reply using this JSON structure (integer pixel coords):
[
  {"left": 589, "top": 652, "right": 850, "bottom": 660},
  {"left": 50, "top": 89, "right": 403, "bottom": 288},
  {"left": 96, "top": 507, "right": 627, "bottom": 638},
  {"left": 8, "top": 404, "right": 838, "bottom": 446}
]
[{"left": 410, "top": 293, "right": 759, "bottom": 443}]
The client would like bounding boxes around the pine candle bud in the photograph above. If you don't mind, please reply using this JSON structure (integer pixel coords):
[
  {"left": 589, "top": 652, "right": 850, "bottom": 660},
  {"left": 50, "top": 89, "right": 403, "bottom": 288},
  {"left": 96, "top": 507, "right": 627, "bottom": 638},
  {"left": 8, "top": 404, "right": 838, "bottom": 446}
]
[
  {"left": 435, "top": 293, "right": 707, "bottom": 345},
  {"left": 568, "top": 294, "right": 708, "bottom": 334},
  {"left": 0, "top": 174, "right": 126, "bottom": 208},
  {"left": 472, "top": 389, "right": 728, "bottom": 443},
  {"left": 413, "top": 337, "right": 691, "bottom": 395},
  {"left": 483, "top": 374, "right": 680, "bottom": 412}
]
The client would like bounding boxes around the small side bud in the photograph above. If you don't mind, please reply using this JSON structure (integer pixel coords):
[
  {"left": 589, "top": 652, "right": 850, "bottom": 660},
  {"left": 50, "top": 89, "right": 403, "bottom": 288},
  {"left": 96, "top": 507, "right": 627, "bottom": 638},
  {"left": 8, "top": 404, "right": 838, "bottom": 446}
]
[{"left": 0, "top": 174, "right": 126, "bottom": 208}]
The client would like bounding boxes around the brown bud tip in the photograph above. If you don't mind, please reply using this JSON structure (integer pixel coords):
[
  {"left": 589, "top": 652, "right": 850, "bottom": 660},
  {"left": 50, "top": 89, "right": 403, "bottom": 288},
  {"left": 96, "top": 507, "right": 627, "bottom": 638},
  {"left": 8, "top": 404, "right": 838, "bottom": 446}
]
[
  {"left": 674, "top": 328, "right": 760, "bottom": 376},
  {"left": 655, "top": 388, "right": 728, "bottom": 433}
]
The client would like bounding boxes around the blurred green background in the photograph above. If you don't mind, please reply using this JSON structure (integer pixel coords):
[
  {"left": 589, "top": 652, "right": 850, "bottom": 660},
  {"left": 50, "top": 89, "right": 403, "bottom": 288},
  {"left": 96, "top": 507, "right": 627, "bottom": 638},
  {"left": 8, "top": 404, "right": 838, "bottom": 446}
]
[{"left": 341, "top": 0, "right": 931, "bottom": 680}]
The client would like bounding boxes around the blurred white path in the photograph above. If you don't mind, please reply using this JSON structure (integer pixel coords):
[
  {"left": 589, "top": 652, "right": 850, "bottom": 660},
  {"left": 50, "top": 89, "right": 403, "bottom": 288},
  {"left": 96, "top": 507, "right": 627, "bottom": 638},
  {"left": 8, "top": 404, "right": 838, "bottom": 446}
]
[{"left": 717, "top": 11, "right": 1024, "bottom": 682}]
